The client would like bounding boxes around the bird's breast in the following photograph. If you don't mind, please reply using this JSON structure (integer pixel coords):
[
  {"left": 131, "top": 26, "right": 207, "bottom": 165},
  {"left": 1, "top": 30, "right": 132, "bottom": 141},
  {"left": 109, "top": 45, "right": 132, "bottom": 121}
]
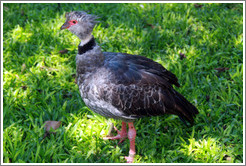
[{"left": 78, "top": 78, "right": 136, "bottom": 121}]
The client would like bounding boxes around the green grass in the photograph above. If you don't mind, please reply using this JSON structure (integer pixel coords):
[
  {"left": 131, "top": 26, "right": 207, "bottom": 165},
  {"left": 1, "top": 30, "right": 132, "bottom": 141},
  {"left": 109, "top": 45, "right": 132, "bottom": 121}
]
[{"left": 2, "top": 3, "right": 243, "bottom": 163}]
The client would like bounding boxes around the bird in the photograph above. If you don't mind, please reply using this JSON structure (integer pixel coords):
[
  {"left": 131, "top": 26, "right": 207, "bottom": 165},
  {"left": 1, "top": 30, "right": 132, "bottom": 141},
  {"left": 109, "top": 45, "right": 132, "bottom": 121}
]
[{"left": 61, "top": 11, "right": 199, "bottom": 163}]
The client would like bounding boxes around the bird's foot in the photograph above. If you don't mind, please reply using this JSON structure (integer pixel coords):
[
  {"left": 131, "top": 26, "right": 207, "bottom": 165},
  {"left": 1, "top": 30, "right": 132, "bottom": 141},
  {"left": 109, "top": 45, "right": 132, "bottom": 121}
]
[
  {"left": 103, "top": 125, "right": 127, "bottom": 144},
  {"left": 124, "top": 154, "right": 135, "bottom": 163},
  {"left": 124, "top": 122, "right": 136, "bottom": 163}
]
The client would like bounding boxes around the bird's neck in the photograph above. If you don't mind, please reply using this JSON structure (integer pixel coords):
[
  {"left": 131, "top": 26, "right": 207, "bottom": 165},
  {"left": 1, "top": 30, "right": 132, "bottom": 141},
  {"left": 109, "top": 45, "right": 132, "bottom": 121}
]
[
  {"left": 79, "top": 35, "right": 93, "bottom": 47},
  {"left": 76, "top": 35, "right": 104, "bottom": 82},
  {"left": 78, "top": 36, "right": 96, "bottom": 54}
]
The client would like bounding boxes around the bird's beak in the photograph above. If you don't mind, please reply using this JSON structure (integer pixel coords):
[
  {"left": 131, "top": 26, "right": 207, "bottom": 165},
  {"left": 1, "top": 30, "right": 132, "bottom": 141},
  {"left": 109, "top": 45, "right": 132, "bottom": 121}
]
[{"left": 60, "top": 21, "right": 70, "bottom": 30}]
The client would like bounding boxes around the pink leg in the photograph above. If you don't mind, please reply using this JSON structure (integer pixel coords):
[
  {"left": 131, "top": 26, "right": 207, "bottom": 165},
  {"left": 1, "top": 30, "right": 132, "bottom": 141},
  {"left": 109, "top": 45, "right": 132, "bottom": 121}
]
[
  {"left": 124, "top": 122, "right": 136, "bottom": 163},
  {"left": 103, "top": 122, "right": 127, "bottom": 143}
]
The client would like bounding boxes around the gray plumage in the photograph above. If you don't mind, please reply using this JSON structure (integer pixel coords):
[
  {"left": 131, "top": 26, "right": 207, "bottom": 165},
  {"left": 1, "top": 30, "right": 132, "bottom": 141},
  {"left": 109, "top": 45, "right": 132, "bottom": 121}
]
[
  {"left": 61, "top": 11, "right": 199, "bottom": 124},
  {"left": 64, "top": 11, "right": 98, "bottom": 40}
]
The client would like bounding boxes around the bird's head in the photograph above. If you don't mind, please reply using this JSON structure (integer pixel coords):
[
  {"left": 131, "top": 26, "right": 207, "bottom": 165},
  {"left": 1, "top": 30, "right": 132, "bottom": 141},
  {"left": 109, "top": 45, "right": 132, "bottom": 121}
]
[{"left": 61, "top": 11, "right": 98, "bottom": 40}]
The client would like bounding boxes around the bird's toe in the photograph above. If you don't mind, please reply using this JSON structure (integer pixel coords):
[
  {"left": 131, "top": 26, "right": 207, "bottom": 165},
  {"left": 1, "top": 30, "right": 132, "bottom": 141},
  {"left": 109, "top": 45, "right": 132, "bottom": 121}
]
[{"left": 124, "top": 156, "right": 134, "bottom": 163}]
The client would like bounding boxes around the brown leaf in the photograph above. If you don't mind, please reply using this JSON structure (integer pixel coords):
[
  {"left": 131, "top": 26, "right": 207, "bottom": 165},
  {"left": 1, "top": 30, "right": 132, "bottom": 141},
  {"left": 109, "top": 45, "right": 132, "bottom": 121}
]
[
  {"left": 214, "top": 67, "right": 229, "bottom": 73},
  {"left": 44, "top": 121, "right": 61, "bottom": 132},
  {"left": 226, "top": 156, "right": 231, "bottom": 161},
  {"left": 59, "top": 49, "right": 68, "bottom": 54},
  {"left": 194, "top": 3, "right": 203, "bottom": 8},
  {"left": 179, "top": 52, "right": 186, "bottom": 60},
  {"left": 43, "top": 121, "right": 61, "bottom": 140},
  {"left": 144, "top": 21, "right": 155, "bottom": 29},
  {"left": 223, "top": 154, "right": 231, "bottom": 161}
]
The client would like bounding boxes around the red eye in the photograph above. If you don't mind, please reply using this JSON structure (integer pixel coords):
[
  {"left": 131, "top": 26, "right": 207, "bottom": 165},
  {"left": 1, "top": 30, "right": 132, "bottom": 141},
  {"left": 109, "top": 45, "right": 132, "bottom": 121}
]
[{"left": 69, "top": 20, "right": 78, "bottom": 25}]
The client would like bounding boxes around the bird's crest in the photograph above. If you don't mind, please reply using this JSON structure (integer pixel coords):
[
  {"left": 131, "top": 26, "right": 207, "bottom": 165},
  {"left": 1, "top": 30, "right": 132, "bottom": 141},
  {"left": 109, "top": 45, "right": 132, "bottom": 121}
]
[{"left": 65, "top": 11, "right": 99, "bottom": 25}]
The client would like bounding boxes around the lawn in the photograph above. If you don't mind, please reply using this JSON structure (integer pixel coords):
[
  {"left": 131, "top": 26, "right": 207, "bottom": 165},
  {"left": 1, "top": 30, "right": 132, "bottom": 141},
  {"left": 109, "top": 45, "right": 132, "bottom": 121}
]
[{"left": 2, "top": 3, "right": 244, "bottom": 163}]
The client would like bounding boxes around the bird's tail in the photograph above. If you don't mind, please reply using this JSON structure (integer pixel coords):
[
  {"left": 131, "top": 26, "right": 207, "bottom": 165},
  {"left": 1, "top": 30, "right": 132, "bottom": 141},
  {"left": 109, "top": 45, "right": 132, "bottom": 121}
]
[{"left": 173, "top": 90, "right": 199, "bottom": 126}]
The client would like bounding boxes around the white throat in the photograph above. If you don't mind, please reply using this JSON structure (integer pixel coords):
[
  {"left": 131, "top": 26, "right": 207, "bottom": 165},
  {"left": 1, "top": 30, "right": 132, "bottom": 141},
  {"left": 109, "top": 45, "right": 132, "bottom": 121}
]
[{"left": 79, "top": 35, "right": 93, "bottom": 46}]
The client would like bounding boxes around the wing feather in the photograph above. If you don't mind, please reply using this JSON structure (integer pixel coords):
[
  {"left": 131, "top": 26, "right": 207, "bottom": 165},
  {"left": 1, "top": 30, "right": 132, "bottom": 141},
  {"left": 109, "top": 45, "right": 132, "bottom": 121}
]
[{"left": 93, "top": 52, "right": 199, "bottom": 124}]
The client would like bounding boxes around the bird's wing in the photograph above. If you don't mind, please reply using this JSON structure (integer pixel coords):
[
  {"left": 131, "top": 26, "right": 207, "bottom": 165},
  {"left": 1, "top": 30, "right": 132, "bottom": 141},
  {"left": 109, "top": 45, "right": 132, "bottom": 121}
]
[
  {"left": 103, "top": 53, "right": 180, "bottom": 88},
  {"left": 95, "top": 53, "right": 198, "bottom": 124}
]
